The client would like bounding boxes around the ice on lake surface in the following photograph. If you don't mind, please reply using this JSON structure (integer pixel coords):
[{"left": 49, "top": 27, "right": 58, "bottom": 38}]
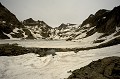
[{"left": 0, "top": 39, "right": 93, "bottom": 48}]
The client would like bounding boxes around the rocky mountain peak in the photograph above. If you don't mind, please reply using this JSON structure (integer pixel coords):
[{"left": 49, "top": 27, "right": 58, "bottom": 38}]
[
  {"left": 56, "top": 23, "right": 77, "bottom": 30},
  {"left": 23, "top": 18, "right": 50, "bottom": 28},
  {"left": 24, "top": 18, "right": 35, "bottom": 23},
  {"left": 112, "top": 5, "right": 120, "bottom": 14},
  {"left": 70, "top": 5, "right": 120, "bottom": 44},
  {"left": 0, "top": 2, "right": 120, "bottom": 41},
  {"left": 80, "top": 5, "right": 120, "bottom": 35},
  {"left": 23, "top": 18, "right": 38, "bottom": 26}
]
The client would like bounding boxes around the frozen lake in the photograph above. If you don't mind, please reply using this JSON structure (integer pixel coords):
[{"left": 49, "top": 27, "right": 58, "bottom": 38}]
[{"left": 0, "top": 40, "right": 91, "bottom": 48}]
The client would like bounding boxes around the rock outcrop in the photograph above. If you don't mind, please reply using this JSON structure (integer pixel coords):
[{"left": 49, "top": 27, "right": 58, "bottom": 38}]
[
  {"left": 68, "top": 56, "right": 120, "bottom": 79},
  {"left": 23, "top": 18, "right": 52, "bottom": 39}
]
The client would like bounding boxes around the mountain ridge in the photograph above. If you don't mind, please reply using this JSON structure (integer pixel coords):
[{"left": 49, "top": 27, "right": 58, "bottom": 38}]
[{"left": 0, "top": 2, "right": 120, "bottom": 43}]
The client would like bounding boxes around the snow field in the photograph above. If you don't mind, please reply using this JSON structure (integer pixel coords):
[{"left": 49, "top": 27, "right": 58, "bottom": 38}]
[{"left": 0, "top": 44, "right": 120, "bottom": 79}]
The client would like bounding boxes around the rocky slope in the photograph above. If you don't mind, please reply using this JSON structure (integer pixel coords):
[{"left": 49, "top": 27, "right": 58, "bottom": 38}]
[
  {"left": 52, "top": 5, "right": 120, "bottom": 41},
  {"left": 23, "top": 18, "right": 52, "bottom": 39},
  {"left": 0, "top": 3, "right": 34, "bottom": 39},
  {"left": 0, "top": 2, "right": 80, "bottom": 40},
  {"left": 0, "top": 2, "right": 120, "bottom": 42},
  {"left": 72, "top": 5, "right": 120, "bottom": 44},
  {"left": 68, "top": 56, "right": 120, "bottom": 79},
  {"left": 50, "top": 23, "right": 80, "bottom": 40},
  {"left": 23, "top": 20, "right": 80, "bottom": 40},
  {"left": 0, "top": 2, "right": 76, "bottom": 40},
  {"left": 53, "top": 5, "right": 120, "bottom": 49}
]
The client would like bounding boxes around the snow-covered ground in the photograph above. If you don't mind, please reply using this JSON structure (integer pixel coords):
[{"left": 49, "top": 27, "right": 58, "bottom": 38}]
[{"left": 0, "top": 44, "right": 120, "bottom": 79}]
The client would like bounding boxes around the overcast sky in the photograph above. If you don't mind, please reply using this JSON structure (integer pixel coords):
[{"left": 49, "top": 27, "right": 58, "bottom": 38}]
[{"left": 1, "top": 0, "right": 120, "bottom": 27}]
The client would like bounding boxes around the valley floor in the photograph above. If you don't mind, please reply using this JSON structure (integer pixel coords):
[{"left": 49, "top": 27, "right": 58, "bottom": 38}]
[{"left": 0, "top": 44, "right": 120, "bottom": 79}]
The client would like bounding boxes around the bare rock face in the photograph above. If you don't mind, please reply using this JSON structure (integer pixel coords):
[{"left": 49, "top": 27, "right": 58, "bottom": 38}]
[
  {"left": 23, "top": 18, "right": 52, "bottom": 38},
  {"left": 0, "top": 3, "right": 35, "bottom": 39},
  {"left": 0, "top": 3, "right": 20, "bottom": 25},
  {"left": 81, "top": 5, "right": 120, "bottom": 35},
  {"left": 0, "top": 2, "right": 21, "bottom": 39},
  {"left": 68, "top": 56, "right": 120, "bottom": 79}
]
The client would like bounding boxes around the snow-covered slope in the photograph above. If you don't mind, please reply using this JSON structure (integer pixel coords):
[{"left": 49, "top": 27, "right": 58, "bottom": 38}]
[
  {"left": 0, "top": 44, "right": 120, "bottom": 79},
  {"left": 70, "top": 6, "right": 120, "bottom": 46},
  {"left": 0, "top": 3, "right": 34, "bottom": 39},
  {"left": 23, "top": 18, "right": 52, "bottom": 39},
  {"left": 50, "top": 23, "right": 80, "bottom": 40},
  {"left": 0, "top": 7, "right": 79, "bottom": 40},
  {"left": 1, "top": 2, "right": 120, "bottom": 41},
  {"left": 0, "top": 3, "right": 53, "bottom": 40}
]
